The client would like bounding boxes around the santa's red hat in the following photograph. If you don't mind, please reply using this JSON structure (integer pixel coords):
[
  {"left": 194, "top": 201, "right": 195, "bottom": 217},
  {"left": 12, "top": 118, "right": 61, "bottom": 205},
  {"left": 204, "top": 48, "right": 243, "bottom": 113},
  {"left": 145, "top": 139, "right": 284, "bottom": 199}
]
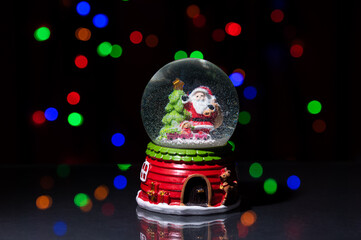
[{"left": 189, "top": 86, "right": 215, "bottom": 100}]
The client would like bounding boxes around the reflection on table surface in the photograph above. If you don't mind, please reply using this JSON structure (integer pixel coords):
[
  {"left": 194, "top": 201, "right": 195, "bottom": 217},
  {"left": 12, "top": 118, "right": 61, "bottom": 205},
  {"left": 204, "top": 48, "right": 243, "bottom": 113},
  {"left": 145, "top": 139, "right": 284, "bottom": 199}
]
[{"left": 137, "top": 206, "right": 253, "bottom": 239}]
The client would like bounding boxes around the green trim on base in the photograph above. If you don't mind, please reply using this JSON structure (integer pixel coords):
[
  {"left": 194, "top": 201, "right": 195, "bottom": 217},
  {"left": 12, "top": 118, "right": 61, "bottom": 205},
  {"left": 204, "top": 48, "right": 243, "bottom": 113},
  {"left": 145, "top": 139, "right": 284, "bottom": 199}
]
[{"left": 146, "top": 142, "right": 231, "bottom": 162}]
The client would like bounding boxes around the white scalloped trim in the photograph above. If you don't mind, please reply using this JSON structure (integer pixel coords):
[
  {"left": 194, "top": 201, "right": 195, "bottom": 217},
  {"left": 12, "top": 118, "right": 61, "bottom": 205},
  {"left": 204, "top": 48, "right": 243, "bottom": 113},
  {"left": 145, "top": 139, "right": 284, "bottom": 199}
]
[{"left": 136, "top": 190, "right": 240, "bottom": 216}]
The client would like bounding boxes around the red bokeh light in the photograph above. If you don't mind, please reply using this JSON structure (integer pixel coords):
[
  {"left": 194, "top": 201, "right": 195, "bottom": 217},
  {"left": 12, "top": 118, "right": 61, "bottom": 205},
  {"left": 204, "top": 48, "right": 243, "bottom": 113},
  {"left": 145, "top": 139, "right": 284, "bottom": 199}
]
[
  {"left": 186, "top": 4, "right": 200, "bottom": 19},
  {"left": 32, "top": 110, "right": 46, "bottom": 124},
  {"left": 290, "top": 44, "right": 304, "bottom": 58},
  {"left": 312, "top": 119, "right": 326, "bottom": 133},
  {"left": 271, "top": 9, "right": 284, "bottom": 23},
  {"left": 130, "top": 31, "right": 143, "bottom": 44},
  {"left": 145, "top": 34, "right": 159, "bottom": 48},
  {"left": 192, "top": 14, "right": 206, "bottom": 28},
  {"left": 212, "top": 29, "right": 226, "bottom": 42},
  {"left": 225, "top": 22, "right": 242, "bottom": 36},
  {"left": 74, "top": 55, "right": 88, "bottom": 68},
  {"left": 67, "top": 91, "right": 80, "bottom": 105}
]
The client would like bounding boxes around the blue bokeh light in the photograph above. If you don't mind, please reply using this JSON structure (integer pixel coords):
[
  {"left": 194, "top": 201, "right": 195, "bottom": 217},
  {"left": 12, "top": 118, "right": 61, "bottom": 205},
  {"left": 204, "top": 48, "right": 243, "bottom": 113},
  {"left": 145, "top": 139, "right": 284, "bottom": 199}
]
[
  {"left": 111, "top": 133, "right": 125, "bottom": 147},
  {"left": 53, "top": 221, "right": 67, "bottom": 236},
  {"left": 243, "top": 86, "right": 257, "bottom": 100},
  {"left": 287, "top": 175, "right": 301, "bottom": 190},
  {"left": 113, "top": 175, "right": 127, "bottom": 190},
  {"left": 93, "top": 14, "right": 109, "bottom": 28},
  {"left": 229, "top": 72, "right": 244, "bottom": 87},
  {"left": 76, "top": 1, "right": 90, "bottom": 16},
  {"left": 44, "top": 107, "right": 58, "bottom": 121}
]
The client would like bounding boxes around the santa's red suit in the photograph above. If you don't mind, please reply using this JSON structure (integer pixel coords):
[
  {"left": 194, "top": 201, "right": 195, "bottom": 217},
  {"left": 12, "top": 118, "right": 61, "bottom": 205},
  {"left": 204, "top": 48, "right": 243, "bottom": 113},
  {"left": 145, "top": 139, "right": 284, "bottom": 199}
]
[{"left": 182, "top": 86, "right": 218, "bottom": 134}]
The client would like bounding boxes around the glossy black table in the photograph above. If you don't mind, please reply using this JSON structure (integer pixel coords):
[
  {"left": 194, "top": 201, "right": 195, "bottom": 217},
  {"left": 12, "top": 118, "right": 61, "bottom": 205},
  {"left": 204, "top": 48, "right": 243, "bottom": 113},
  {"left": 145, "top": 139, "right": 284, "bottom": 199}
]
[{"left": 0, "top": 161, "right": 360, "bottom": 239}]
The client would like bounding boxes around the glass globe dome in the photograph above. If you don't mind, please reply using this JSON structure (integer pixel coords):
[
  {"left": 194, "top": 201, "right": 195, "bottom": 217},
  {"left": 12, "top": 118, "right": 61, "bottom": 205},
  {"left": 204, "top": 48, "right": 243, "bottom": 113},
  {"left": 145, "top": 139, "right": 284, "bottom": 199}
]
[{"left": 141, "top": 58, "right": 239, "bottom": 149}]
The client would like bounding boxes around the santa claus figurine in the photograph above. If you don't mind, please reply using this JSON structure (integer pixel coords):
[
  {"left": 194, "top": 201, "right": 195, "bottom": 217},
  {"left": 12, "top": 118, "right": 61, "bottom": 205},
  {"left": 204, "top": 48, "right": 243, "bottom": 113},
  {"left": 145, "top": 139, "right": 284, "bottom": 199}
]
[{"left": 181, "top": 86, "right": 223, "bottom": 139}]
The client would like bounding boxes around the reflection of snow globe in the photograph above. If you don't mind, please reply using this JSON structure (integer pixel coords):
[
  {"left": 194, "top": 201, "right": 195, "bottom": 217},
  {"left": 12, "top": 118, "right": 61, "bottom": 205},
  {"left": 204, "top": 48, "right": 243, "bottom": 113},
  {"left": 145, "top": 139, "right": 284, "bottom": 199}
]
[
  {"left": 137, "top": 59, "right": 241, "bottom": 215},
  {"left": 141, "top": 58, "right": 239, "bottom": 148}
]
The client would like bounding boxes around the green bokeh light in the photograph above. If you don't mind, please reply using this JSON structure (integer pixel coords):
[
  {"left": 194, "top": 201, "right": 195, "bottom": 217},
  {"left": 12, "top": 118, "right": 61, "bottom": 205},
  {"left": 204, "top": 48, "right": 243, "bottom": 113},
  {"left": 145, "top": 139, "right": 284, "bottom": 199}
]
[
  {"left": 110, "top": 44, "right": 123, "bottom": 58},
  {"left": 117, "top": 164, "right": 131, "bottom": 171},
  {"left": 34, "top": 27, "right": 51, "bottom": 41},
  {"left": 264, "top": 178, "right": 277, "bottom": 195},
  {"left": 307, "top": 100, "right": 322, "bottom": 114},
  {"left": 249, "top": 162, "right": 263, "bottom": 178},
  {"left": 56, "top": 164, "right": 70, "bottom": 178},
  {"left": 68, "top": 112, "right": 83, "bottom": 127},
  {"left": 97, "top": 41, "right": 113, "bottom": 57},
  {"left": 238, "top": 111, "right": 251, "bottom": 125},
  {"left": 190, "top": 50, "right": 204, "bottom": 59},
  {"left": 174, "top": 50, "right": 187, "bottom": 60},
  {"left": 228, "top": 141, "right": 235, "bottom": 152},
  {"left": 74, "top": 193, "right": 89, "bottom": 207}
]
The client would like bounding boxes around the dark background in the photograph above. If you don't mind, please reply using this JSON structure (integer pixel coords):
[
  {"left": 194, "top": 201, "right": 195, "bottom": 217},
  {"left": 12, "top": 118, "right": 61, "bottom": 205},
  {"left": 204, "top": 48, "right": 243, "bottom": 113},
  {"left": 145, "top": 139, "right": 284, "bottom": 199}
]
[{"left": 3, "top": 0, "right": 361, "bottom": 164}]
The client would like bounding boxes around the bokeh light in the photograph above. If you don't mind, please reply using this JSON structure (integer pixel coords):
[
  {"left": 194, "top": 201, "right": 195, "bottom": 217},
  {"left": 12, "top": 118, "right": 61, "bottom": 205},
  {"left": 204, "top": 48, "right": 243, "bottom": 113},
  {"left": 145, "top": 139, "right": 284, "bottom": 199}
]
[
  {"left": 75, "top": 27, "right": 91, "bottom": 41},
  {"left": 80, "top": 198, "right": 93, "bottom": 212},
  {"left": 32, "top": 110, "right": 46, "bottom": 125},
  {"left": 241, "top": 210, "right": 257, "bottom": 227},
  {"left": 312, "top": 119, "right": 326, "bottom": 133},
  {"left": 290, "top": 44, "right": 304, "bottom": 58},
  {"left": 238, "top": 111, "right": 251, "bottom": 125},
  {"left": 243, "top": 86, "right": 257, "bottom": 100},
  {"left": 40, "top": 176, "right": 54, "bottom": 190},
  {"left": 117, "top": 164, "right": 132, "bottom": 171},
  {"left": 53, "top": 221, "right": 67, "bottom": 236},
  {"left": 307, "top": 100, "right": 322, "bottom": 114},
  {"left": 97, "top": 41, "right": 112, "bottom": 57},
  {"left": 68, "top": 112, "right": 83, "bottom": 127},
  {"left": 228, "top": 141, "right": 235, "bottom": 151},
  {"left": 189, "top": 50, "right": 204, "bottom": 59},
  {"left": 174, "top": 50, "right": 187, "bottom": 60},
  {"left": 271, "top": 9, "right": 284, "bottom": 23},
  {"left": 74, "top": 55, "right": 88, "bottom": 69},
  {"left": 212, "top": 29, "right": 226, "bottom": 42},
  {"left": 233, "top": 68, "right": 246, "bottom": 79},
  {"left": 145, "top": 34, "right": 159, "bottom": 48},
  {"left": 44, "top": 107, "right": 58, "bottom": 121},
  {"left": 74, "top": 193, "right": 89, "bottom": 207},
  {"left": 67, "top": 91, "right": 80, "bottom": 105},
  {"left": 249, "top": 162, "right": 263, "bottom": 178},
  {"left": 113, "top": 175, "right": 127, "bottom": 190},
  {"left": 225, "top": 22, "right": 242, "bottom": 36},
  {"left": 264, "top": 178, "right": 278, "bottom": 194},
  {"left": 287, "top": 175, "right": 301, "bottom": 190},
  {"left": 130, "top": 31, "right": 143, "bottom": 44},
  {"left": 110, "top": 44, "right": 122, "bottom": 58},
  {"left": 186, "top": 4, "right": 200, "bottom": 18},
  {"left": 93, "top": 14, "right": 108, "bottom": 28},
  {"left": 56, "top": 164, "right": 70, "bottom": 178},
  {"left": 229, "top": 72, "right": 244, "bottom": 87},
  {"left": 34, "top": 26, "right": 51, "bottom": 41},
  {"left": 76, "top": 1, "right": 90, "bottom": 16},
  {"left": 36, "top": 195, "right": 53, "bottom": 210},
  {"left": 193, "top": 14, "right": 206, "bottom": 28},
  {"left": 94, "top": 185, "right": 109, "bottom": 201},
  {"left": 101, "top": 202, "right": 115, "bottom": 216},
  {"left": 111, "top": 133, "right": 125, "bottom": 147}
]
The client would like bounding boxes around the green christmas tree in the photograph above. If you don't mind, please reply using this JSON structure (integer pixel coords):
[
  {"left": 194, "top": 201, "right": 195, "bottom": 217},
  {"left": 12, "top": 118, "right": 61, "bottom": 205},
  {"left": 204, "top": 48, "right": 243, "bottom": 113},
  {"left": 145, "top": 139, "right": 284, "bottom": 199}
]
[{"left": 157, "top": 79, "right": 191, "bottom": 140}]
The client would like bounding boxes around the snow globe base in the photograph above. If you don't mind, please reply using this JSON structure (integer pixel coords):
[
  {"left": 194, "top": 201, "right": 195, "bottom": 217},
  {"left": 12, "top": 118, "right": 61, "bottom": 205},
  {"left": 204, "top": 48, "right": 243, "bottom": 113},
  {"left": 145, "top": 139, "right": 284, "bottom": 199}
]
[{"left": 136, "top": 142, "right": 240, "bottom": 215}]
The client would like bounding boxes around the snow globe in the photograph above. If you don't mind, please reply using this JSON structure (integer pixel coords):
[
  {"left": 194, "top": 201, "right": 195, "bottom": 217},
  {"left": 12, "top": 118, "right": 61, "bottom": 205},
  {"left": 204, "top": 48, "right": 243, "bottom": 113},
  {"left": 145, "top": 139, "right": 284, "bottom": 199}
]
[{"left": 136, "top": 58, "right": 240, "bottom": 215}]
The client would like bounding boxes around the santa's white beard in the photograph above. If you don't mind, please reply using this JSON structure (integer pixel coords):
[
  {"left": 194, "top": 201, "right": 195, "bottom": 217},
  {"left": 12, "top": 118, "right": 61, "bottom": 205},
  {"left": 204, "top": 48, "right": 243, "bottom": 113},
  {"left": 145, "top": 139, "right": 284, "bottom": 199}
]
[{"left": 192, "top": 98, "right": 210, "bottom": 114}]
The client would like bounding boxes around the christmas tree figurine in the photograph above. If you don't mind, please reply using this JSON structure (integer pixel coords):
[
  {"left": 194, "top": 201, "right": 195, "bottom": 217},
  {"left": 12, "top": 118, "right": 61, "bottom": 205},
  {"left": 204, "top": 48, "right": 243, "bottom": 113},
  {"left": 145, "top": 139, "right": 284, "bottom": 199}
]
[{"left": 157, "top": 79, "right": 191, "bottom": 141}]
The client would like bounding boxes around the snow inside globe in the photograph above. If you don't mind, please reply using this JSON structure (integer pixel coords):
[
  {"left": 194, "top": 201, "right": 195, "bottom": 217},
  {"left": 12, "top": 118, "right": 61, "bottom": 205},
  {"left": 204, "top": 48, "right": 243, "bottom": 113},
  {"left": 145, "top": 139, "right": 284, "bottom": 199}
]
[{"left": 141, "top": 58, "right": 239, "bottom": 149}]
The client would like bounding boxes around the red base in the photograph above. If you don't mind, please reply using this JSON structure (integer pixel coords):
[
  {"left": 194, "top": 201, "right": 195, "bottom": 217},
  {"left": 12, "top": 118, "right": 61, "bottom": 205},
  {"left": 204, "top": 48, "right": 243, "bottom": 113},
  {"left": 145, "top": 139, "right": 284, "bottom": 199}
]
[{"left": 139, "top": 156, "right": 237, "bottom": 207}]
